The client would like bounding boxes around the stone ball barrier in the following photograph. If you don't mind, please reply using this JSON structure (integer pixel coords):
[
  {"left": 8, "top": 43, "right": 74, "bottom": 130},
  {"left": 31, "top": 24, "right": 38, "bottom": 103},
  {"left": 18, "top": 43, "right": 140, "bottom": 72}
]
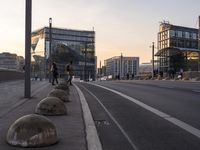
[
  {"left": 59, "top": 81, "right": 70, "bottom": 89},
  {"left": 35, "top": 97, "right": 67, "bottom": 115},
  {"left": 48, "top": 89, "right": 70, "bottom": 102},
  {"left": 6, "top": 114, "right": 58, "bottom": 147},
  {"left": 55, "top": 84, "right": 69, "bottom": 94},
  {"left": 194, "top": 77, "right": 200, "bottom": 81},
  {"left": 59, "top": 81, "right": 68, "bottom": 85}
]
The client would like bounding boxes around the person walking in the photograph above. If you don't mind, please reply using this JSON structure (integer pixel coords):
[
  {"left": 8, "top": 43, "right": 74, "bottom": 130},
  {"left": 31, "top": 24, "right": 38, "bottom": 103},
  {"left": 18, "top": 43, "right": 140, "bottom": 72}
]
[
  {"left": 67, "top": 61, "right": 74, "bottom": 85},
  {"left": 180, "top": 68, "right": 183, "bottom": 80},
  {"left": 51, "top": 62, "right": 58, "bottom": 85},
  {"left": 65, "top": 63, "right": 69, "bottom": 82}
]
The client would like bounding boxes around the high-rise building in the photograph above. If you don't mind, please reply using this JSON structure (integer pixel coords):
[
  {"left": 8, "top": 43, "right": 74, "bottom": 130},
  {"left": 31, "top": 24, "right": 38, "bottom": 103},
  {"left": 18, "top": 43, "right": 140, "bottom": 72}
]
[
  {"left": 156, "top": 21, "right": 200, "bottom": 72},
  {"left": 104, "top": 56, "right": 139, "bottom": 79},
  {"left": 31, "top": 27, "right": 96, "bottom": 80}
]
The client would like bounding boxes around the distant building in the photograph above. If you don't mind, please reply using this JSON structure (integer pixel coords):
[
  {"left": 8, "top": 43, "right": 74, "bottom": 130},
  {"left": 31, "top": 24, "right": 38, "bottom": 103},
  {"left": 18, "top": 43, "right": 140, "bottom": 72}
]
[
  {"left": 104, "top": 56, "right": 139, "bottom": 79},
  {"left": 102, "top": 66, "right": 106, "bottom": 76},
  {"left": 16, "top": 56, "right": 25, "bottom": 71},
  {"left": 156, "top": 21, "right": 200, "bottom": 72},
  {"left": 97, "top": 65, "right": 106, "bottom": 77},
  {"left": 97, "top": 68, "right": 102, "bottom": 77},
  {"left": 31, "top": 27, "right": 96, "bottom": 80},
  {"left": 139, "top": 61, "right": 159, "bottom": 73},
  {"left": 139, "top": 63, "right": 153, "bottom": 73},
  {"left": 0, "top": 52, "right": 24, "bottom": 71}
]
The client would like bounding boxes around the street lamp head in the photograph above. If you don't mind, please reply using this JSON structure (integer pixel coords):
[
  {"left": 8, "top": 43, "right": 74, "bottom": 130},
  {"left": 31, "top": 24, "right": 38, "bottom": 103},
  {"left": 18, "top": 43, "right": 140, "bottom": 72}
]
[{"left": 49, "top": 18, "right": 52, "bottom": 23}]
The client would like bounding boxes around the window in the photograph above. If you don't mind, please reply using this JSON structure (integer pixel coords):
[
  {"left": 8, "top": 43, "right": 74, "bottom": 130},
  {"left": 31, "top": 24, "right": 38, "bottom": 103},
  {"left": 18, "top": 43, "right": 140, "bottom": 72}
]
[
  {"left": 191, "top": 41, "right": 198, "bottom": 48},
  {"left": 186, "top": 41, "right": 190, "bottom": 47},
  {"left": 178, "top": 40, "right": 184, "bottom": 47},
  {"left": 192, "top": 33, "right": 197, "bottom": 39},
  {"left": 165, "top": 31, "right": 168, "bottom": 39},
  {"left": 170, "top": 30, "right": 175, "bottom": 37},
  {"left": 185, "top": 32, "right": 190, "bottom": 39},
  {"left": 177, "top": 31, "right": 182, "bottom": 38},
  {"left": 167, "top": 39, "right": 170, "bottom": 47},
  {"left": 170, "top": 39, "right": 177, "bottom": 47}
]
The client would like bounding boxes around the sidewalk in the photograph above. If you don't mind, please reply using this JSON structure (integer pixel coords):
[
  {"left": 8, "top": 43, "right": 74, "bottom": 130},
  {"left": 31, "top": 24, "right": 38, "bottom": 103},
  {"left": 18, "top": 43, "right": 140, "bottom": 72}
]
[{"left": 0, "top": 80, "right": 87, "bottom": 150}]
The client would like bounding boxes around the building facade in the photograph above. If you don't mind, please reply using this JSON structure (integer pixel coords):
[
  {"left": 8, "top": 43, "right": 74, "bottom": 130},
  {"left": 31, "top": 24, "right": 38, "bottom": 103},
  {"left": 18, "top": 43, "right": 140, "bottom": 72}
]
[
  {"left": 104, "top": 56, "right": 139, "bottom": 79},
  {"left": 0, "top": 52, "right": 24, "bottom": 71},
  {"left": 31, "top": 27, "right": 96, "bottom": 80},
  {"left": 156, "top": 22, "right": 200, "bottom": 73}
]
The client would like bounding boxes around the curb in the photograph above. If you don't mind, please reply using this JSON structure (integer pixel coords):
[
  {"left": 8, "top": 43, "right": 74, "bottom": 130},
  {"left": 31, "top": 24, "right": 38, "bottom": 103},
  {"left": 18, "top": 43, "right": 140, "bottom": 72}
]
[{"left": 74, "top": 84, "right": 103, "bottom": 150}]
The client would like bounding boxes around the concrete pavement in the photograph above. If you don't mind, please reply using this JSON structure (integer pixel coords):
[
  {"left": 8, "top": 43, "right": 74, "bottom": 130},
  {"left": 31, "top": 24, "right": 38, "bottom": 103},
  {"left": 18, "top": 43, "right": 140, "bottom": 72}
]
[{"left": 0, "top": 80, "right": 93, "bottom": 150}]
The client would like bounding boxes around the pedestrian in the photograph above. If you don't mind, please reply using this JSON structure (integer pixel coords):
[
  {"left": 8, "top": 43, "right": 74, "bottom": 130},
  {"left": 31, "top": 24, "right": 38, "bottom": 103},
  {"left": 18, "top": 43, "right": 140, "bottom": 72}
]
[
  {"left": 65, "top": 63, "right": 70, "bottom": 82},
  {"left": 126, "top": 73, "right": 129, "bottom": 80},
  {"left": 67, "top": 61, "right": 74, "bottom": 85},
  {"left": 132, "top": 73, "right": 134, "bottom": 80},
  {"left": 180, "top": 68, "right": 183, "bottom": 80},
  {"left": 171, "top": 68, "right": 175, "bottom": 79},
  {"left": 160, "top": 71, "right": 163, "bottom": 78},
  {"left": 51, "top": 62, "right": 58, "bottom": 85}
]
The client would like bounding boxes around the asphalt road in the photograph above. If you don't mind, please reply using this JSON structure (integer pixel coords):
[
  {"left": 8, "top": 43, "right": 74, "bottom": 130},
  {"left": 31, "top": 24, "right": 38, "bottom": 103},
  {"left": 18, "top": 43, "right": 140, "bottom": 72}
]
[{"left": 76, "top": 80, "right": 200, "bottom": 150}]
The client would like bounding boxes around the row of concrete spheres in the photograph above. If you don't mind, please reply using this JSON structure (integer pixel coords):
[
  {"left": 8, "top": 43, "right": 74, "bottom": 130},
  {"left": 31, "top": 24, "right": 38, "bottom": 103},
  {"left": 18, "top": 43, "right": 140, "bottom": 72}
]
[{"left": 6, "top": 80, "right": 70, "bottom": 147}]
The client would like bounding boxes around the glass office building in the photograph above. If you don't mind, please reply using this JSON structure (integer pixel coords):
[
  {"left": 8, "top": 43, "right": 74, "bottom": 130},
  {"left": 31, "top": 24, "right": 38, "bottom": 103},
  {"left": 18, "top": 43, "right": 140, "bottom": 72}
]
[
  {"left": 156, "top": 22, "right": 200, "bottom": 72},
  {"left": 31, "top": 27, "right": 96, "bottom": 80}
]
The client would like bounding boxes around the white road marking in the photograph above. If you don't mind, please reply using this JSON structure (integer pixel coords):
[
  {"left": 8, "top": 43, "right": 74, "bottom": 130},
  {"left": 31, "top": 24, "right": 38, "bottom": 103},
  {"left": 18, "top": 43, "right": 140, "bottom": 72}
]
[
  {"left": 192, "top": 90, "right": 200, "bottom": 93},
  {"left": 90, "top": 83, "right": 200, "bottom": 139},
  {"left": 81, "top": 85, "right": 139, "bottom": 150},
  {"left": 74, "top": 84, "right": 103, "bottom": 150}
]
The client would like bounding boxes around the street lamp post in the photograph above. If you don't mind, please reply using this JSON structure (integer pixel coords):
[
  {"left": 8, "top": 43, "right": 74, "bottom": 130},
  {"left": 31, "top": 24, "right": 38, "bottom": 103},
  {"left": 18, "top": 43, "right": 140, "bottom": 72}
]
[
  {"left": 49, "top": 18, "right": 52, "bottom": 83},
  {"left": 38, "top": 60, "right": 42, "bottom": 81},
  {"left": 84, "top": 43, "right": 87, "bottom": 81},
  {"left": 152, "top": 42, "right": 155, "bottom": 78},
  {"left": 120, "top": 53, "right": 123, "bottom": 79},
  {"left": 198, "top": 16, "right": 200, "bottom": 71},
  {"left": 24, "top": 0, "right": 32, "bottom": 98}
]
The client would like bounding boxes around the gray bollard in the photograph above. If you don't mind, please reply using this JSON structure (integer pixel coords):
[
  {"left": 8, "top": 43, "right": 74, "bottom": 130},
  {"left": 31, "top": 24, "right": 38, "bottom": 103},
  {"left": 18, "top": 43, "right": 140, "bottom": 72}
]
[
  {"left": 6, "top": 114, "right": 58, "bottom": 147},
  {"left": 35, "top": 97, "right": 67, "bottom": 115},
  {"left": 48, "top": 89, "right": 70, "bottom": 102}
]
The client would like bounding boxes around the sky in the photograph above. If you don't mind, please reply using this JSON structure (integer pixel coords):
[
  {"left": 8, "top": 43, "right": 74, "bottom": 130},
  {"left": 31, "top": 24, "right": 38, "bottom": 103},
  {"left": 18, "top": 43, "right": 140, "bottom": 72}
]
[{"left": 0, "top": 0, "right": 200, "bottom": 66}]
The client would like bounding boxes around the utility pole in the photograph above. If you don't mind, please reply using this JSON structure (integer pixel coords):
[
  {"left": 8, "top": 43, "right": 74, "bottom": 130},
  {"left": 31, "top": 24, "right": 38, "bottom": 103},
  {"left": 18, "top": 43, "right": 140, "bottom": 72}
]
[
  {"left": 24, "top": 0, "right": 32, "bottom": 98},
  {"left": 152, "top": 42, "right": 155, "bottom": 78},
  {"left": 100, "top": 60, "right": 102, "bottom": 77},
  {"left": 84, "top": 43, "right": 87, "bottom": 81},
  {"left": 49, "top": 18, "right": 52, "bottom": 83},
  {"left": 120, "top": 53, "right": 123, "bottom": 79},
  {"left": 198, "top": 16, "right": 200, "bottom": 71}
]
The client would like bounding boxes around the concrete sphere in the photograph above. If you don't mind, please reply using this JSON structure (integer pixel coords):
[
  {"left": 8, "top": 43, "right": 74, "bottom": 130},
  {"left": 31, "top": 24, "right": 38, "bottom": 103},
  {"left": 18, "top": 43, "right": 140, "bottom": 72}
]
[
  {"left": 59, "top": 81, "right": 68, "bottom": 85},
  {"left": 58, "top": 82, "right": 70, "bottom": 91},
  {"left": 6, "top": 114, "right": 58, "bottom": 147},
  {"left": 35, "top": 97, "right": 67, "bottom": 115},
  {"left": 48, "top": 89, "right": 70, "bottom": 102},
  {"left": 55, "top": 84, "right": 69, "bottom": 92}
]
